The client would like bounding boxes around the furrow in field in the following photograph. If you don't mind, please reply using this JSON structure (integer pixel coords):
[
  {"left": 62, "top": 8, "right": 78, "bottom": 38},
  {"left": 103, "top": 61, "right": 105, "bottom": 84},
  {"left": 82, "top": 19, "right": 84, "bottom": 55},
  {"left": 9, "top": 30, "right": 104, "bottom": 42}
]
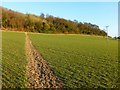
[{"left": 25, "top": 32, "right": 62, "bottom": 88}]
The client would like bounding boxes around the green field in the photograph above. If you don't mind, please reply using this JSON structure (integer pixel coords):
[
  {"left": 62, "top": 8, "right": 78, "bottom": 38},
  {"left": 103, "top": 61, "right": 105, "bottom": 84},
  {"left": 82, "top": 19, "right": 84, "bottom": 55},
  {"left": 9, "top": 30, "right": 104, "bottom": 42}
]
[
  {"left": 29, "top": 33, "right": 118, "bottom": 88},
  {"left": 2, "top": 31, "right": 118, "bottom": 88},
  {"left": 2, "top": 31, "right": 27, "bottom": 88}
]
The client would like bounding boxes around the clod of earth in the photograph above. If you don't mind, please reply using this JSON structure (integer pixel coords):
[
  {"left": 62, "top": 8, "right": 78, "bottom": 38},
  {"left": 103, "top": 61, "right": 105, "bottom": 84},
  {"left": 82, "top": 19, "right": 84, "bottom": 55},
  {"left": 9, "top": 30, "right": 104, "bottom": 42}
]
[{"left": 25, "top": 32, "right": 62, "bottom": 88}]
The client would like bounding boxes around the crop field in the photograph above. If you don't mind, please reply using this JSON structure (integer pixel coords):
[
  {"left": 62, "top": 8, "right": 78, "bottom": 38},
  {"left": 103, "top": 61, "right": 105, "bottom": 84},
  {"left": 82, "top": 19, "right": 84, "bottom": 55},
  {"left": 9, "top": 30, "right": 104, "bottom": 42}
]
[
  {"left": 1, "top": 31, "right": 118, "bottom": 88},
  {"left": 2, "top": 31, "right": 27, "bottom": 88},
  {"left": 29, "top": 33, "right": 118, "bottom": 88}
]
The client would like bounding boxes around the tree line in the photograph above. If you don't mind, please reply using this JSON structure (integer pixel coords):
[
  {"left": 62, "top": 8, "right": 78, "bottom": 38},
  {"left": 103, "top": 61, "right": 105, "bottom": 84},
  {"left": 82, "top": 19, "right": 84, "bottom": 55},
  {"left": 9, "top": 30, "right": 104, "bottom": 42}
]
[{"left": 1, "top": 7, "right": 107, "bottom": 36}]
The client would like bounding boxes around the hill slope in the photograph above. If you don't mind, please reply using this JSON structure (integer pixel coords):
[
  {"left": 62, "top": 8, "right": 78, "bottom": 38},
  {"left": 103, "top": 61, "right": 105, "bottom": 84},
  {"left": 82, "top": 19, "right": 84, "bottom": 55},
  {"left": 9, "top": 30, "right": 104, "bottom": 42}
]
[{"left": 1, "top": 7, "right": 107, "bottom": 36}]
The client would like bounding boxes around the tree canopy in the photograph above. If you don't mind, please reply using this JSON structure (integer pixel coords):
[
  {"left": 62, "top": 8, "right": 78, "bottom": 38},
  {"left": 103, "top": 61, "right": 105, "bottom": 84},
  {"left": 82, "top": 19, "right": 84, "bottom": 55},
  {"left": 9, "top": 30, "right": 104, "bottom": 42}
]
[{"left": 1, "top": 7, "right": 107, "bottom": 36}]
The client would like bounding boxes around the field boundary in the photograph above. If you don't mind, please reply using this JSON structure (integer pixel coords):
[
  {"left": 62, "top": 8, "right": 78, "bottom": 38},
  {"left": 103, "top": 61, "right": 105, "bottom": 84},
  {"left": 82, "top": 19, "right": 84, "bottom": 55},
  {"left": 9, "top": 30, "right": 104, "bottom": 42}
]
[{"left": 25, "top": 32, "right": 62, "bottom": 88}]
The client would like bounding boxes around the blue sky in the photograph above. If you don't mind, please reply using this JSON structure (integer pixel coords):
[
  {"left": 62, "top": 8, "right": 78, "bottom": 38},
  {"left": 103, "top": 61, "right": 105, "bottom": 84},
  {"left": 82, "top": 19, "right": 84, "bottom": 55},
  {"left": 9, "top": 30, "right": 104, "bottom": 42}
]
[{"left": 2, "top": 2, "right": 118, "bottom": 37}]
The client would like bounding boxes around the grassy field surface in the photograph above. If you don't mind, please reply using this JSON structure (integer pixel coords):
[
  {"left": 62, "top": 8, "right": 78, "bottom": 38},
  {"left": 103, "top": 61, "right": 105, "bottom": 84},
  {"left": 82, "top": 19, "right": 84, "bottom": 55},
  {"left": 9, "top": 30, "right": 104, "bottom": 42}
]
[
  {"left": 29, "top": 33, "right": 118, "bottom": 88},
  {"left": 2, "top": 31, "right": 27, "bottom": 88}
]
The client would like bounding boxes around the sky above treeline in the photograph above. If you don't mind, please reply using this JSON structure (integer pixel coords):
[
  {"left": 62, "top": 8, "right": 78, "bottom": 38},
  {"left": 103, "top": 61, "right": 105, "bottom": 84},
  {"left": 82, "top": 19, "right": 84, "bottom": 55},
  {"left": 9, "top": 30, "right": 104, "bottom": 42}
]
[{"left": 2, "top": 2, "right": 118, "bottom": 37}]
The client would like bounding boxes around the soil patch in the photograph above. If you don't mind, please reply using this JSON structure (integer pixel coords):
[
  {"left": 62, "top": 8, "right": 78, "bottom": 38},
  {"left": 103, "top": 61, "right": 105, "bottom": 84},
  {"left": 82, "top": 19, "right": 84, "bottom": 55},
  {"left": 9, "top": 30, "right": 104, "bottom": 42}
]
[{"left": 25, "top": 32, "right": 62, "bottom": 88}]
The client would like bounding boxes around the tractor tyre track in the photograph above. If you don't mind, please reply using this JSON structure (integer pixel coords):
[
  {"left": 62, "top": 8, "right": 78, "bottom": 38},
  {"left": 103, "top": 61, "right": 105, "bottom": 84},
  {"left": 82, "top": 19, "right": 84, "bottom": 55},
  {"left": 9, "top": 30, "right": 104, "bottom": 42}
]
[{"left": 25, "top": 32, "right": 62, "bottom": 88}]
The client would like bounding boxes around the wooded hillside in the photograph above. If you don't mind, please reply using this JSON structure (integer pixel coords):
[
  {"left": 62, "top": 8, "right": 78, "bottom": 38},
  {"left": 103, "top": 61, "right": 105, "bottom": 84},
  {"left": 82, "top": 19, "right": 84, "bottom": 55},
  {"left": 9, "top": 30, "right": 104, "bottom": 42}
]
[{"left": 1, "top": 7, "right": 107, "bottom": 36}]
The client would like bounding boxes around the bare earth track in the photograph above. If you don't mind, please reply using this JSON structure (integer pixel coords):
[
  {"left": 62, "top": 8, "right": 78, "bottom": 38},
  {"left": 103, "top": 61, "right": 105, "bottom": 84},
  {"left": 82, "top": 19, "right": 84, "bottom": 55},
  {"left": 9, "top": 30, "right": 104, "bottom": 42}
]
[{"left": 25, "top": 32, "right": 62, "bottom": 88}]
